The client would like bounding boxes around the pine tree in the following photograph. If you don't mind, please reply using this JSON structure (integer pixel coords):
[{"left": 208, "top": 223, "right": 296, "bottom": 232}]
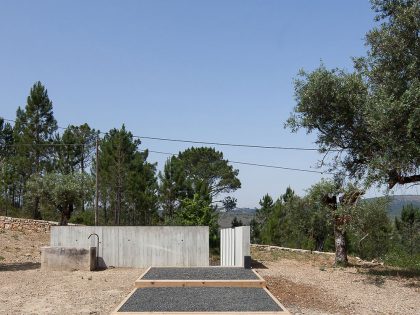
[
  {"left": 13, "top": 82, "right": 57, "bottom": 218},
  {"left": 97, "top": 125, "right": 158, "bottom": 225}
]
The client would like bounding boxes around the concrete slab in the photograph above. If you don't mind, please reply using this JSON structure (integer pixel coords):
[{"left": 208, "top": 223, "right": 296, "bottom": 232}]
[{"left": 41, "top": 246, "right": 96, "bottom": 271}]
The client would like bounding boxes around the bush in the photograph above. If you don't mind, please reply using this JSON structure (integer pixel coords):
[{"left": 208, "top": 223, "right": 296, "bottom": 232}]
[
  {"left": 384, "top": 245, "right": 420, "bottom": 270},
  {"left": 69, "top": 210, "right": 95, "bottom": 225}
]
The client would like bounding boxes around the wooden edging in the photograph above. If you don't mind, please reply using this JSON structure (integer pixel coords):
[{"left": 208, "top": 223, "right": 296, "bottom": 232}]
[
  {"left": 263, "top": 287, "right": 291, "bottom": 315},
  {"left": 111, "top": 289, "right": 290, "bottom": 315},
  {"left": 112, "top": 268, "right": 289, "bottom": 315},
  {"left": 135, "top": 267, "right": 266, "bottom": 288},
  {"left": 111, "top": 287, "right": 138, "bottom": 315},
  {"left": 135, "top": 279, "right": 266, "bottom": 288},
  {"left": 135, "top": 266, "right": 152, "bottom": 282},
  {"left": 112, "top": 312, "right": 289, "bottom": 315}
]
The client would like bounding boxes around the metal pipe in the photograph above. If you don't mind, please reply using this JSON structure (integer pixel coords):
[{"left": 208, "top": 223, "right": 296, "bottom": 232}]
[{"left": 88, "top": 233, "right": 100, "bottom": 268}]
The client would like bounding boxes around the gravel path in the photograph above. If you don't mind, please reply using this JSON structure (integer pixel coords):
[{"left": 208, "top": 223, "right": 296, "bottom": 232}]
[
  {"left": 142, "top": 267, "right": 259, "bottom": 280},
  {"left": 119, "top": 287, "right": 282, "bottom": 312}
]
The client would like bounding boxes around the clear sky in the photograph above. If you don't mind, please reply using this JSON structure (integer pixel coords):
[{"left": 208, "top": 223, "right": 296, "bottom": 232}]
[{"left": 1, "top": 1, "right": 417, "bottom": 207}]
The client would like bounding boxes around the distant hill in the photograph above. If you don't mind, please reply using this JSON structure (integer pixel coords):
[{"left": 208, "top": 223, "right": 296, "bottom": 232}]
[
  {"left": 365, "top": 195, "right": 420, "bottom": 219},
  {"left": 218, "top": 207, "right": 256, "bottom": 228},
  {"left": 217, "top": 195, "right": 420, "bottom": 228}
]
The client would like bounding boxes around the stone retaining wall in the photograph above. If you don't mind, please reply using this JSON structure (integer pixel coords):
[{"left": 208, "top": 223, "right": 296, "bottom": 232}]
[
  {"left": 0, "top": 216, "right": 78, "bottom": 233},
  {"left": 251, "top": 244, "right": 335, "bottom": 256}
]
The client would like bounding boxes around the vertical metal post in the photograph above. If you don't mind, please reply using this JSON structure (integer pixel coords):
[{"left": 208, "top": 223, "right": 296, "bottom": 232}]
[{"left": 95, "top": 137, "right": 99, "bottom": 226}]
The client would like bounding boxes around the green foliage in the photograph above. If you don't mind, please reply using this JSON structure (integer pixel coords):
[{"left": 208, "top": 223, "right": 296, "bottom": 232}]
[
  {"left": 231, "top": 216, "right": 243, "bottom": 228},
  {"left": 250, "top": 218, "right": 260, "bottom": 243},
  {"left": 171, "top": 194, "right": 219, "bottom": 248},
  {"left": 158, "top": 156, "right": 193, "bottom": 220},
  {"left": 97, "top": 125, "right": 158, "bottom": 225},
  {"left": 286, "top": 0, "right": 420, "bottom": 189},
  {"left": 24, "top": 172, "right": 93, "bottom": 225},
  {"left": 177, "top": 147, "right": 241, "bottom": 198},
  {"left": 69, "top": 210, "right": 95, "bottom": 225},
  {"left": 8, "top": 82, "right": 58, "bottom": 218},
  {"left": 255, "top": 194, "right": 275, "bottom": 225},
  {"left": 0, "top": 118, "right": 16, "bottom": 214},
  {"left": 394, "top": 204, "right": 420, "bottom": 255},
  {"left": 222, "top": 196, "right": 237, "bottom": 212},
  {"left": 348, "top": 198, "right": 393, "bottom": 260},
  {"left": 384, "top": 247, "right": 420, "bottom": 270},
  {"left": 56, "top": 123, "right": 98, "bottom": 175},
  {"left": 158, "top": 147, "right": 240, "bottom": 222},
  {"left": 385, "top": 204, "right": 420, "bottom": 269}
]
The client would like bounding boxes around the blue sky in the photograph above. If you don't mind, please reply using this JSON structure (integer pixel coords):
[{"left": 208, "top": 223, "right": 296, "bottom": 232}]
[{"left": 1, "top": 1, "right": 417, "bottom": 207}]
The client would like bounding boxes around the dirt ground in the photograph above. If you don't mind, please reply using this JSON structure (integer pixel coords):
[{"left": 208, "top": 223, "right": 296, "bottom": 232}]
[
  {"left": 1, "top": 228, "right": 419, "bottom": 315},
  {"left": 0, "top": 229, "right": 142, "bottom": 315},
  {"left": 253, "top": 247, "right": 420, "bottom": 315}
]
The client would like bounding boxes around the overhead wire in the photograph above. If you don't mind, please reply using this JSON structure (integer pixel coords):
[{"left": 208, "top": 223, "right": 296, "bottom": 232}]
[
  {"left": 1, "top": 117, "right": 338, "bottom": 152},
  {"left": 1, "top": 117, "right": 336, "bottom": 175}
]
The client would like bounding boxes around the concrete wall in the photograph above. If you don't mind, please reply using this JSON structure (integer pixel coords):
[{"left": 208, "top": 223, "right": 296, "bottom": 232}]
[
  {"left": 41, "top": 246, "right": 96, "bottom": 271},
  {"left": 50, "top": 226, "right": 209, "bottom": 268},
  {"left": 220, "top": 226, "right": 250, "bottom": 267}
]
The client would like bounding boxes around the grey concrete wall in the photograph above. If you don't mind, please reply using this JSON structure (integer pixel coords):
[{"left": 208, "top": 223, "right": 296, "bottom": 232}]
[
  {"left": 41, "top": 246, "right": 96, "bottom": 271},
  {"left": 50, "top": 226, "right": 209, "bottom": 268}
]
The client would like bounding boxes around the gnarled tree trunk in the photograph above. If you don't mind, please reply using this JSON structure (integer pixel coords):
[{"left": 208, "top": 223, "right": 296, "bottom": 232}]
[{"left": 334, "top": 219, "right": 348, "bottom": 266}]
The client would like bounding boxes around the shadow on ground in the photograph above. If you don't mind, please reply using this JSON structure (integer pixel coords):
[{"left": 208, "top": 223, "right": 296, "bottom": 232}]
[
  {"left": 251, "top": 258, "right": 268, "bottom": 269},
  {"left": 0, "top": 262, "right": 40, "bottom": 272}
]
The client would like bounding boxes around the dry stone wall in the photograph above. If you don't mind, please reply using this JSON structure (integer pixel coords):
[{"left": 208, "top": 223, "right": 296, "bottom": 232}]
[{"left": 0, "top": 216, "right": 78, "bottom": 233}]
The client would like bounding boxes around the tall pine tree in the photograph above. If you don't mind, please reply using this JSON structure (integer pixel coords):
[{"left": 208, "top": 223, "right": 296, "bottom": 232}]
[{"left": 13, "top": 82, "right": 57, "bottom": 218}]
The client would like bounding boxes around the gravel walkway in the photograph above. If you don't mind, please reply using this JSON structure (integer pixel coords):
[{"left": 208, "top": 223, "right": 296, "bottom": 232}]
[{"left": 118, "top": 287, "right": 282, "bottom": 312}]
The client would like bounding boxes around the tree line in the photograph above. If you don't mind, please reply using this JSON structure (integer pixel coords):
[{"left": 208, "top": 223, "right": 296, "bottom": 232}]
[
  {"left": 251, "top": 183, "right": 420, "bottom": 269},
  {"left": 0, "top": 85, "right": 240, "bottom": 242}
]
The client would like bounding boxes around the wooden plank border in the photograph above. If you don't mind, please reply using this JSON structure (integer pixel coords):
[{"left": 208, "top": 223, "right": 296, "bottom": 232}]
[
  {"left": 263, "top": 287, "right": 291, "bottom": 315},
  {"left": 112, "top": 312, "right": 289, "bottom": 315},
  {"left": 135, "top": 267, "right": 266, "bottom": 288},
  {"left": 135, "top": 266, "right": 152, "bottom": 283},
  {"left": 111, "top": 287, "right": 138, "bottom": 315},
  {"left": 252, "top": 269, "right": 266, "bottom": 283},
  {"left": 135, "top": 279, "right": 266, "bottom": 288}
]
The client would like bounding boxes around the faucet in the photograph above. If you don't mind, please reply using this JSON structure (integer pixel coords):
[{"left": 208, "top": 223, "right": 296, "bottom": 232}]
[{"left": 88, "top": 233, "right": 100, "bottom": 268}]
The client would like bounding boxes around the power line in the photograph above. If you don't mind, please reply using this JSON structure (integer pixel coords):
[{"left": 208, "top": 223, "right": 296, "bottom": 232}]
[
  {"left": 147, "top": 150, "right": 334, "bottom": 175},
  {"left": 133, "top": 135, "right": 326, "bottom": 151},
  {"left": 2, "top": 117, "right": 335, "bottom": 152},
  {"left": 0, "top": 144, "right": 334, "bottom": 175}
]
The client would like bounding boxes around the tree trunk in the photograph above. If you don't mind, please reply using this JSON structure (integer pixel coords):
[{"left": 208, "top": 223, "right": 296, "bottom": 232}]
[
  {"left": 81, "top": 156, "right": 85, "bottom": 211},
  {"left": 33, "top": 196, "right": 42, "bottom": 219},
  {"left": 334, "top": 221, "right": 348, "bottom": 266},
  {"left": 60, "top": 203, "right": 73, "bottom": 226},
  {"left": 324, "top": 194, "right": 348, "bottom": 266}
]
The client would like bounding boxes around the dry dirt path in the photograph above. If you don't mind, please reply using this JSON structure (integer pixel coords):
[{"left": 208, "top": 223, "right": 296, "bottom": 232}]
[
  {"left": 0, "top": 229, "right": 142, "bottom": 315},
  {"left": 253, "top": 247, "right": 420, "bottom": 315}
]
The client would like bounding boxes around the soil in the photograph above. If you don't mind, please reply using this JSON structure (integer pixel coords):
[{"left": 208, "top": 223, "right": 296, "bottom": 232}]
[
  {"left": 1, "top": 228, "right": 419, "bottom": 314},
  {"left": 0, "top": 229, "right": 142, "bottom": 315},
  {"left": 252, "top": 247, "right": 420, "bottom": 315}
]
